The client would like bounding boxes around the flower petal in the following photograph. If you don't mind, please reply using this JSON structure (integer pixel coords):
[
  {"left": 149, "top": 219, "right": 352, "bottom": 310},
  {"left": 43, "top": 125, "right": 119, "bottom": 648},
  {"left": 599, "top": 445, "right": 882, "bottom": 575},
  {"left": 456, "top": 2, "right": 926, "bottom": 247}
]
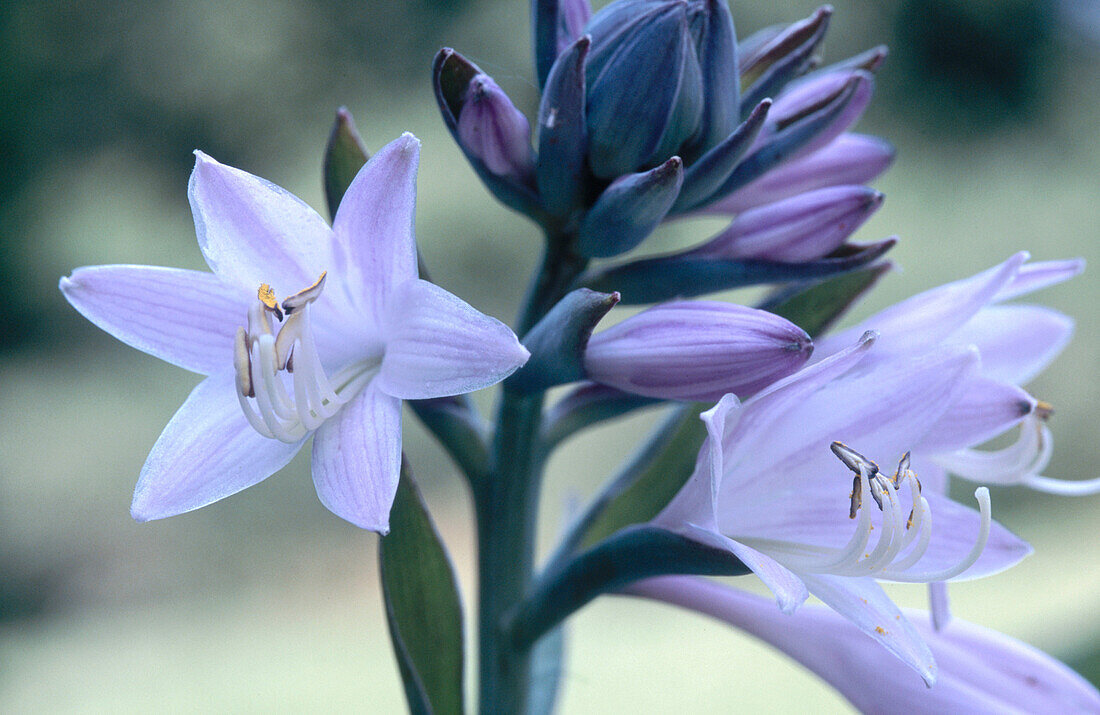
[
  {"left": 917, "top": 376, "right": 1035, "bottom": 453},
  {"left": 376, "top": 278, "right": 528, "bottom": 400},
  {"left": 627, "top": 577, "right": 1100, "bottom": 714},
  {"left": 332, "top": 133, "right": 421, "bottom": 320},
  {"left": 816, "top": 252, "right": 1029, "bottom": 361},
  {"left": 310, "top": 380, "right": 402, "bottom": 532},
  {"left": 994, "top": 258, "right": 1085, "bottom": 302},
  {"left": 680, "top": 524, "right": 809, "bottom": 614},
  {"left": 189, "top": 152, "right": 334, "bottom": 296},
  {"left": 720, "top": 345, "right": 979, "bottom": 507},
  {"left": 955, "top": 304, "right": 1075, "bottom": 385},
  {"left": 799, "top": 573, "right": 937, "bottom": 685},
  {"left": 131, "top": 373, "right": 305, "bottom": 521},
  {"left": 60, "top": 265, "right": 247, "bottom": 375}
]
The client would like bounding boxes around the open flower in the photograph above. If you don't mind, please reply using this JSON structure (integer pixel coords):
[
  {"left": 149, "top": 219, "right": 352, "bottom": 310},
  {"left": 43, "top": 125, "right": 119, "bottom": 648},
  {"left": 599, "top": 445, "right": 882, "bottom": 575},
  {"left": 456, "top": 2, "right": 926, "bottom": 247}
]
[
  {"left": 815, "top": 253, "right": 1088, "bottom": 629},
  {"left": 60, "top": 134, "right": 528, "bottom": 532},
  {"left": 818, "top": 252, "right": 1090, "bottom": 496},
  {"left": 627, "top": 576, "right": 1100, "bottom": 713},
  {"left": 651, "top": 333, "right": 1031, "bottom": 682}
]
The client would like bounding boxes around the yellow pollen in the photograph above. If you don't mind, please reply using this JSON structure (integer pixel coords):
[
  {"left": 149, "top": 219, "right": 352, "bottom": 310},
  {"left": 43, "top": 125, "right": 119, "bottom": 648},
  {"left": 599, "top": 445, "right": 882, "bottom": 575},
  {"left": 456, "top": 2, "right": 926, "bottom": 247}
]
[
  {"left": 1035, "top": 400, "right": 1054, "bottom": 420},
  {"left": 875, "top": 626, "right": 886, "bottom": 635},
  {"left": 258, "top": 284, "right": 278, "bottom": 310}
]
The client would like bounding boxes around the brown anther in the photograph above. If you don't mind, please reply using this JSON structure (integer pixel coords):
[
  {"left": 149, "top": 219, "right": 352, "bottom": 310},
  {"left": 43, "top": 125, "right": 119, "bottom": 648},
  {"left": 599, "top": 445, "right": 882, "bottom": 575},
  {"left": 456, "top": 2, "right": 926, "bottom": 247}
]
[
  {"left": 1035, "top": 401, "right": 1054, "bottom": 421},
  {"left": 283, "top": 271, "right": 327, "bottom": 315}
]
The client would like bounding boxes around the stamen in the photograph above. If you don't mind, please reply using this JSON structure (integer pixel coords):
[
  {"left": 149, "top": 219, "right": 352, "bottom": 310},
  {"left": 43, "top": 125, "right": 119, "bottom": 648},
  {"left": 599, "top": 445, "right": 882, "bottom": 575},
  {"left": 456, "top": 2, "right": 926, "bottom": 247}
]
[
  {"left": 233, "top": 272, "right": 380, "bottom": 444},
  {"left": 282, "top": 271, "right": 327, "bottom": 315},
  {"left": 234, "top": 327, "right": 254, "bottom": 398},
  {"left": 257, "top": 283, "right": 283, "bottom": 321}
]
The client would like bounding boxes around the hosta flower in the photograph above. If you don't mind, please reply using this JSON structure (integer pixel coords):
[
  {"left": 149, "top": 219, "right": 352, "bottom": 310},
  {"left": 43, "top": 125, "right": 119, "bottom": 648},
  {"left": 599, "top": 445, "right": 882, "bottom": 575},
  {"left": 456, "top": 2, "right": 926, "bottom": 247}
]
[
  {"left": 60, "top": 134, "right": 528, "bottom": 531},
  {"left": 815, "top": 253, "right": 1089, "bottom": 629},
  {"left": 817, "top": 252, "right": 1091, "bottom": 496},
  {"left": 651, "top": 333, "right": 1031, "bottom": 682},
  {"left": 628, "top": 576, "right": 1100, "bottom": 712}
]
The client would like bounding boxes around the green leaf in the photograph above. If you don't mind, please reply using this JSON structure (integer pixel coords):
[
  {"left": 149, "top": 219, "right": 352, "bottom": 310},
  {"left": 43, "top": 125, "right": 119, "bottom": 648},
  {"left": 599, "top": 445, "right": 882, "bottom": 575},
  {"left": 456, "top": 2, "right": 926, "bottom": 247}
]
[
  {"left": 571, "top": 403, "right": 709, "bottom": 552},
  {"left": 761, "top": 261, "right": 893, "bottom": 337},
  {"left": 323, "top": 107, "right": 370, "bottom": 221},
  {"left": 511, "top": 525, "right": 750, "bottom": 650},
  {"left": 379, "top": 458, "right": 465, "bottom": 715}
]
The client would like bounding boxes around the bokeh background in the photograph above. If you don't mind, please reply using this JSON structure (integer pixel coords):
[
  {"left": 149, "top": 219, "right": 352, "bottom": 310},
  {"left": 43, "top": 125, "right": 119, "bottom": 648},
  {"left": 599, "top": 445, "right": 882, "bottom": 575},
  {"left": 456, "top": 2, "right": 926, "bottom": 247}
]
[{"left": 3, "top": 0, "right": 1100, "bottom": 710}]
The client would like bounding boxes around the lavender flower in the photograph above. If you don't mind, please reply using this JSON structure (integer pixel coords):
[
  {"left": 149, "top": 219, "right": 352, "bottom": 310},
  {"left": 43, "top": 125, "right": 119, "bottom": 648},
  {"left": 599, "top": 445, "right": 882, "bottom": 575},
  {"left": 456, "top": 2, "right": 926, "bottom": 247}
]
[
  {"left": 628, "top": 576, "right": 1100, "bottom": 712},
  {"left": 650, "top": 333, "right": 1031, "bottom": 682},
  {"left": 60, "top": 134, "right": 528, "bottom": 532},
  {"left": 582, "top": 301, "right": 813, "bottom": 400},
  {"left": 816, "top": 253, "right": 1090, "bottom": 496}
]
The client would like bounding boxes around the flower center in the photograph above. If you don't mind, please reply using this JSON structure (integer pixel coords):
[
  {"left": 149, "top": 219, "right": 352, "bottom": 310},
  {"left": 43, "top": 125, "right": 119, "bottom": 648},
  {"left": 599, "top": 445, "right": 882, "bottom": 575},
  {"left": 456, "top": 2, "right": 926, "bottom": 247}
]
[
  {"left": 234, "top": 272, "right": 375, "bottom": 443},
  {"left": 740, "top": 442, "right": 992, "bottom": 583},
  {"left": 813, "top": 441, "right": 991, "bottom": 582}
]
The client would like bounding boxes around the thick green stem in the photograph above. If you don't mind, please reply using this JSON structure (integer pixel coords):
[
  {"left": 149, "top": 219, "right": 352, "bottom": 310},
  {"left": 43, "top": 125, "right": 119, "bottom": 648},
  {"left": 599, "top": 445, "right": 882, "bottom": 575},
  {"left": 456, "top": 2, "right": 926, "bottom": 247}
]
[{"left": 476, "top": 236, "right": 585, "bottom": 714}]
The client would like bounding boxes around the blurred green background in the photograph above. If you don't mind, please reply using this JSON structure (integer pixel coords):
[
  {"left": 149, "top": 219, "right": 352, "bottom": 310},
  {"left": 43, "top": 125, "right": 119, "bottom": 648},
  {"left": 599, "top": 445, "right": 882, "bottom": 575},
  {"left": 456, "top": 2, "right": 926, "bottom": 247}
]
[{"left": 2, "top": 0, "right": 1100, "bottom": 710}]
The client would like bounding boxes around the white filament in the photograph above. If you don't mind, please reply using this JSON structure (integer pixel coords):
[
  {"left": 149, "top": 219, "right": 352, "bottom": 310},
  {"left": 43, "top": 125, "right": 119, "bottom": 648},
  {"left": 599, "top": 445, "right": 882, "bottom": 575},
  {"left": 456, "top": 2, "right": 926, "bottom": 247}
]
[
  {"left": 742, "top": 449, "right": 992, "bottom": 584},
  {"left": 236, "top": 302, "right": 374, "bottom": 443}
]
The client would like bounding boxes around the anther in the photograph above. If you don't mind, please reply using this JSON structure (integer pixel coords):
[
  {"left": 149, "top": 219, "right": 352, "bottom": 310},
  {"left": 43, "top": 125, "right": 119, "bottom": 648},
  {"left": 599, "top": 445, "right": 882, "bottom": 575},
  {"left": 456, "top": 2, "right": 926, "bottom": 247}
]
[
  {"left": 1035, "top": 400, "right": 1054, "bottom": 421},
  {"left": 258, "top": 283, "right": 284, "bottom": 321},
  {"left": 234, "top": 327, "right": 254, "bottom": 398},
  {"left": 283, "top": 271, "right": 327, "bottom": 315}
]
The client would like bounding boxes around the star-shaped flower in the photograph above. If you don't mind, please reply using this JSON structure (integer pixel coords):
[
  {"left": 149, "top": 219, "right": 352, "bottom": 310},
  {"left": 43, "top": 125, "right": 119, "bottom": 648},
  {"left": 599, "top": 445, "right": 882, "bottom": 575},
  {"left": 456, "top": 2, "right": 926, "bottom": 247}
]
[{"left": 61, "top": 133, "right": 529, "bottom": 532}]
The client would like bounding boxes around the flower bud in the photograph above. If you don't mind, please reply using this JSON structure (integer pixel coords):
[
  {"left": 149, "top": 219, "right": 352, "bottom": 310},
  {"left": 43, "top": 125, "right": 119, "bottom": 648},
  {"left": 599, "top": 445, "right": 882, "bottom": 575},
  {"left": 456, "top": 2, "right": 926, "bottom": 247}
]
[
  {"left": 456, "top": 74, "right": 536, "bottom": 182},
  {"left": 707, "top": 133, "right": 895, "bottom": 214},
  {"left": 583, "top": 301, "right": 813, "bottom": 400},
  {"left": 584, "top": 0, "right": 703, "bottom": 178},
  {"left": 698, "top": 185, "right": 884, "bottom": 262}
]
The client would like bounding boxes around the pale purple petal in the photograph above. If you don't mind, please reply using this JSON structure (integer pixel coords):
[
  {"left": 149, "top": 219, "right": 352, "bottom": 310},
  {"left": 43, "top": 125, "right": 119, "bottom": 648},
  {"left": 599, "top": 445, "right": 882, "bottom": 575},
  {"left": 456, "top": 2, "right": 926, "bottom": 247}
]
[
  {"left": 376, "top": 278, "right": 528, "bottom": 400},
  {"left": 955, "top": 305, "right": 1075, "bottom": 385},
  {"left": 189, "top": 152, "right": 334, "bottom": 296},
  {"left": 917, "top": 376, "right": 1035, "bottom": 453},
  {"left": 800, "top": 573, "right": 937, "bottom": 685},
  {"left": 720, "top": 346, "right": 979, "bottom": 508},
  {"left": 654, "top": 394, "right": 741, "bottom": 529},
  {"left": 60, "top": 265, "right": 247, "bottom": 375},
  {"left": 310, "top": 381, "right": 402, "bottom": 532},
  {"left": 994, "top": 258, "right": 1086, "bottom": 302},
  {"left": 705, "top": 133, "right": 895, "bottom": 214},
  {"left": 678, "top": 524, "right": 809, "bottom": 614},
  {"left": 332, "top": 133, "right": 420, "bottom": 321},
  {"left": 626, "top": 577, "right": 1100, "bottom": 713},
  {"left": 817, "top": 253, "right": 1029, "bottom": 360},
  {"left": 583, "top": 301, "right": 813, "bottom": 401},
  {"left": 131, "top": 373, "right": 305, "bottom": 521},
  {"left": 716, "top": 332, "right": 876, "bottom": 464}
]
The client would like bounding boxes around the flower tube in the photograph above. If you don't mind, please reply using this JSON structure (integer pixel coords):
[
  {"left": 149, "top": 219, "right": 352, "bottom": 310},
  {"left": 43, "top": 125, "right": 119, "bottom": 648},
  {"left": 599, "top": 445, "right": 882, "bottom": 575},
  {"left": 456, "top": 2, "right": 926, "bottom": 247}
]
[{"left": 627, "top": 576, "right": 1100, "bottom": 713}]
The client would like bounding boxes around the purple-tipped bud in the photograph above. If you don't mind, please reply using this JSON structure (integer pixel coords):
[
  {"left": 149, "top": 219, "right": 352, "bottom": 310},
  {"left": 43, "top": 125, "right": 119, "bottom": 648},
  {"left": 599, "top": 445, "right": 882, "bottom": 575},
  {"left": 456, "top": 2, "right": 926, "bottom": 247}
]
[
  {"left": 765, "top": 70, "right": 875, "bottom": 160},
  {"left": 583, "top": 301, "right": 812, "bottom": 401},
  {"left": 697, "top": 185, "right": 884, "bottom": 262},
  {"left": 709, "top": 133, "right": 895, "bottom": 214},
  {"left": 456, "top": 74, "right": 536, "bottom": 181}
]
